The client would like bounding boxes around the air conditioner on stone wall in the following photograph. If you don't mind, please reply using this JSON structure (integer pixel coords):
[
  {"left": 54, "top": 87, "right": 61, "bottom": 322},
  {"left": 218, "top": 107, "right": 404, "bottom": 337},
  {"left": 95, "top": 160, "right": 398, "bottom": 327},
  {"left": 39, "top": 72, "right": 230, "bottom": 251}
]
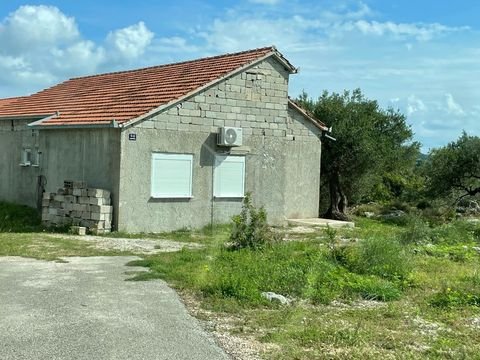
[{"left": 217, "top": 127, "right": 243, "bottom": 147}]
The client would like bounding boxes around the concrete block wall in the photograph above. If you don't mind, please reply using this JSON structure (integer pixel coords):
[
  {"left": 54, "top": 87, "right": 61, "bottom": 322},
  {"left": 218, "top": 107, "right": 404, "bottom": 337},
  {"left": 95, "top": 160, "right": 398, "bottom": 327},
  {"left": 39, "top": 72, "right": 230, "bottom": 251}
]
[{"left": 135, "top": 57, "right": 319, "bottom": 143}]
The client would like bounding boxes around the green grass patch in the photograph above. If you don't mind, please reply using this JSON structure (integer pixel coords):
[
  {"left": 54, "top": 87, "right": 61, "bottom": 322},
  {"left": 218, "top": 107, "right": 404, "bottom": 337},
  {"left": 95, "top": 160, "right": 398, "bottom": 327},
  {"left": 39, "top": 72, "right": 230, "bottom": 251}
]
[
  {"left": 128, "top": 216, "right": 480, "bottom": 359},
  {"left": 0, "top": 232, "right": 132, "bottom": 261},
  {"left": 0, "top": 201, "right": 41, "bottom": 232},
  {"left": 102, "top": 223, "right": 231, "bottom": 244}
]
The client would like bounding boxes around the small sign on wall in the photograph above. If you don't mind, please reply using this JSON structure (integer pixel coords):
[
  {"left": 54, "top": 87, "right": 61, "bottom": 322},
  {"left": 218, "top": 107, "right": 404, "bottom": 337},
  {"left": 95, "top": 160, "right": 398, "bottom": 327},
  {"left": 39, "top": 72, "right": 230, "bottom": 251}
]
[{"left": 128, "top": 133, "right": 137, "bottom": 141}]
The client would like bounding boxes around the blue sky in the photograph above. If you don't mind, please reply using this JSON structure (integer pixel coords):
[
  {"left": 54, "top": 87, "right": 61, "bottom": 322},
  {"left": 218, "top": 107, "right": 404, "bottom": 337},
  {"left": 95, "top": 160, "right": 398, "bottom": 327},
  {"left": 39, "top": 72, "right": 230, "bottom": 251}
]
[{"left": 0, "top": 1, "right": 479, "bottom": 151}]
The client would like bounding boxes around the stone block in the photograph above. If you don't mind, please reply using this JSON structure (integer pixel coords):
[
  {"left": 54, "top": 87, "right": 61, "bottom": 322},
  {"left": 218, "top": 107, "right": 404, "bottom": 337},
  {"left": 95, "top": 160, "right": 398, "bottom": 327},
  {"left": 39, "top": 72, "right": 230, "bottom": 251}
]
[
  {"left": 48, "top": 208, "right": 57, "bottom": 215},
  {"left": 54, "top": 195, "right": 64, "bottom": 202},
  {"left": 70, "top": 226, "right": 87, "bottom": 236},
  {"left": 154, "top": 122, "right": 167, "bottom": 130},
  {"left": 87, "top": 188, "right": 110, "bottom": 198},
  {"left": 89, "top": 205, "right": 113, "bottom": 214},
  {"left": 90, "top": 212, "right": 112, "bottom": 221},
  {"left": 73, "top": 181, "right": 87, "bottom": 189},
  {"left": 42, "top": 192, "right": 51, "bottom": 200},
  {"left": 42, "top": 199, "right": 50, "bottom": 207},
  {"left": 78, "top": 197, "right": 90, "bottom": 204},
  {"left": 64, "top": 195, "right": 75, "bottom": 203},
  {"left": 80, "top": 219, "right": 95, "bottom": 228}
]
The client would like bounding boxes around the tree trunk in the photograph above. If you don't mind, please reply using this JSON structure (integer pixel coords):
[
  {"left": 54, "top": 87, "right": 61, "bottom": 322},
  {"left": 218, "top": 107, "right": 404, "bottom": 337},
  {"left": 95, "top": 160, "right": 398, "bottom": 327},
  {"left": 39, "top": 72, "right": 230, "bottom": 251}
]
[{"left": 323, "top": 171, "right": 350, "bottom": 221}]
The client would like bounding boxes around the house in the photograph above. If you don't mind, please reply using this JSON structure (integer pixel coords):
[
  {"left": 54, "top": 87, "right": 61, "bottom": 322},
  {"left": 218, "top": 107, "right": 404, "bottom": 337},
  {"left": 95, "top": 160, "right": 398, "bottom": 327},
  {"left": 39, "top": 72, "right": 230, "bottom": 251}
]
[{"left": 0, "top": 46, "right": 327, "bottom": 232}]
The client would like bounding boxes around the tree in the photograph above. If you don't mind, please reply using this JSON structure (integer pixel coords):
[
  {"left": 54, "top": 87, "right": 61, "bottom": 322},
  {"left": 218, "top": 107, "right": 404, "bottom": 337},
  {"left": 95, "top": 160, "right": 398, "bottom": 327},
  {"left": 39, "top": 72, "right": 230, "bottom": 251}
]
[
  {"left": 423, "top": 132, "right": 480, "bottom": 203},
  {"left": 298, "top": 89, "right": 418, "bottom": 220}
]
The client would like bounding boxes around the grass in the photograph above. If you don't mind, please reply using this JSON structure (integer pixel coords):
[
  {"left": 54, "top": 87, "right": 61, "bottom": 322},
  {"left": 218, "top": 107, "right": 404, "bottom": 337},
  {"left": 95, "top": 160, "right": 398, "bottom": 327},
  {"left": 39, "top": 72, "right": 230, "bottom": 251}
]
[
  {"left": 128, "top": 216, "right": 480, "bottom": 359},
  {"left": 100, "top": 223, "right": 231, "bottom": 244},
  {"left": 0, "top": 232, "right": 133, "bottom": 260},
  {"left": 0, "top": 201, "right": 133, "bottom": 260}
]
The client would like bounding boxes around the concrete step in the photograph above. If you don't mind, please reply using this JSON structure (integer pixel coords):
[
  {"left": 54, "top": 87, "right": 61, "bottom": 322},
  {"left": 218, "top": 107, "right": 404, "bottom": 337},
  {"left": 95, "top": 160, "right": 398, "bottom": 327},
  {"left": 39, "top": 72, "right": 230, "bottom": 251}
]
[{"left": 287, "top": 218, "right": 355, "bottom": 228}]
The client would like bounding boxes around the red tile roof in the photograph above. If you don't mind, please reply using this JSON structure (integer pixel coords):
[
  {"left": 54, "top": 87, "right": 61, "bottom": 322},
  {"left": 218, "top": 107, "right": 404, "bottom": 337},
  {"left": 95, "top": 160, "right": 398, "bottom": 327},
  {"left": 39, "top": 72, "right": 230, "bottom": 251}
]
[
  {"left": 0, "top": 97, "right": 26, "bottom": 111},
  {"left": 0, "top": 47, "right": 295, "bottom": 127}
]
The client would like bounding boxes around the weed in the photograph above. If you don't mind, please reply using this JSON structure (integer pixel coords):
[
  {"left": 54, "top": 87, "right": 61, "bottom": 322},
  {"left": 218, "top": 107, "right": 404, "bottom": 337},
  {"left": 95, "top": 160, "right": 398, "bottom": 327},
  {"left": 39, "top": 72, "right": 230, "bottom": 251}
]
[
  {"left": 346, "top": 236, "right": 412, "bottom": 281},
  {"left": 230, "top": 193, "right": 279, "bottom": 250},
  {"left": 429, "top": 287, "right": 480, "bottom": 308}
]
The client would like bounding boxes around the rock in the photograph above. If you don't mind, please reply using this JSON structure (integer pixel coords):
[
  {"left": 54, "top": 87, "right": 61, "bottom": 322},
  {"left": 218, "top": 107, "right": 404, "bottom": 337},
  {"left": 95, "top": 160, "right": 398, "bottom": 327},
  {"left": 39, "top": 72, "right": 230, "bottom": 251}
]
[
  {"left": 380, "top": 210, "right": 406, "bottom": 219},
  {"left": 472, "top": 247, "right": 480, "bottom": 254},
  {"left": 364, "top": 212, "right": 375, "bottom": 218},
  {"left": 261, "top": 292, "right": 291, "bottom": 305}
]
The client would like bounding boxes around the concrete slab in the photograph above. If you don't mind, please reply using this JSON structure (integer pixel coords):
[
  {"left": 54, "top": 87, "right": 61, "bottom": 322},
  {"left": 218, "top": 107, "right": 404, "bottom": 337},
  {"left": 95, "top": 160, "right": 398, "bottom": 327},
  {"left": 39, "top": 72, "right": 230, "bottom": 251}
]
[
  {"left": 287, "top": 218, "right": 355, "bottom": 228},
  {"left": 0, "top": 256, "right": 229, "bottom": 360}
]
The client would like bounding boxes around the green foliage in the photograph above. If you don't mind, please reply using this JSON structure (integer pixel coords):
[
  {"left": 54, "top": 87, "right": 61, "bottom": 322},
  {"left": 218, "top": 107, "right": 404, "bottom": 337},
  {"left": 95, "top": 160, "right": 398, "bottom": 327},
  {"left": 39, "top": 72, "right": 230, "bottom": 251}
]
[
  {"left": 298, "top": 89, "right": 419, "bottom": 215},
  {"left": 429, "top": 286, "right": 480, "bottom": 308},
  {"left": 423, "top": 132, "right": 480, "bottom": 202},
  {"left": 230, "top": 193, "right": 278, "bottom": 250},
  {"left": 305, "top": 267, "right": 402, "bottom": 303},
  {"left": 345, "top": 236, "right": 412, "bottom": 281},
  {"left": 0, "top": 201, "right": 41, "bottom": 232}
]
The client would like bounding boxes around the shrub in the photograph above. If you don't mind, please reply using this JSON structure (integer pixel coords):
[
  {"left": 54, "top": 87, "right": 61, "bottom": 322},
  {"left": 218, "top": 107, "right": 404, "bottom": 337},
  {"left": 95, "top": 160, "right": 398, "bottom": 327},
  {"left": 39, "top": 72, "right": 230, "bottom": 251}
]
[
  {"left": 0, "top": 201, "right": 41, "bottom": 232},
  {"left": 346, "top": 236, "right": 412, "bottom": 281},
  {"left": 230, "top": 193, "right": 278, "bottom": 250}
]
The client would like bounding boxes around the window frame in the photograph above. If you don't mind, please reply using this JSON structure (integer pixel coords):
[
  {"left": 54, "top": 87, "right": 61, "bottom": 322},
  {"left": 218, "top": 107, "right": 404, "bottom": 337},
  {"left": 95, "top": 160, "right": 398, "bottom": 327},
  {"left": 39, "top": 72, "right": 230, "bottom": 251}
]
[
  {"left": 150, "top": 152, "right": 194, "bottom": 199},
  {"left": 213, "top": 155, "right": 246, "bottom": 198}
]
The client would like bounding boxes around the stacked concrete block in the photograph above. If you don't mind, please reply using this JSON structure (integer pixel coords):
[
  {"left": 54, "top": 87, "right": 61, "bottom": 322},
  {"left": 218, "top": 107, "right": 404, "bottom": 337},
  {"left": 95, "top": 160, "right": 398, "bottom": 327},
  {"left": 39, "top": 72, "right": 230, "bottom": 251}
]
[{"left": 41, "top": 180, "right": 113, "bottom": 234}]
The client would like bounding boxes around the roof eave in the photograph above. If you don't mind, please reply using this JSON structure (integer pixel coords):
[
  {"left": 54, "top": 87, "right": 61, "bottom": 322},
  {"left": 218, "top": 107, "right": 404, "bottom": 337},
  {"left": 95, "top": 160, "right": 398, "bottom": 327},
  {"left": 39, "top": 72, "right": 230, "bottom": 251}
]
[
  {"left": 288, "top": 99, "right": 329, "bottom": 131},
  {"left": 0, "top": 114, "right": 55, "bottom": 121}
]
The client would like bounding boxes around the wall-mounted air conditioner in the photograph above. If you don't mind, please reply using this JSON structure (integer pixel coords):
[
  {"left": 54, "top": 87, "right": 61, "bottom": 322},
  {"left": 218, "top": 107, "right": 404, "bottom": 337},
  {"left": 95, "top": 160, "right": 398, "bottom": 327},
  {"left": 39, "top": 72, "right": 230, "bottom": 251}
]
[{"left": 217, "top": 127, "right": 243, "bottom": 147}]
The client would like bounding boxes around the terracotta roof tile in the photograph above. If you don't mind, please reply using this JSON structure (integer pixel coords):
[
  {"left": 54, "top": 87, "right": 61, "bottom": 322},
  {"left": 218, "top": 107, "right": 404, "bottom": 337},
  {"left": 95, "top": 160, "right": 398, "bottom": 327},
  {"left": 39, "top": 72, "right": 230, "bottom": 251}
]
[
  {"left": 0, "top": 97, "right": 26, "bottom": 111},
  {"left": 0, "top": 47, "right": 283, "bottom": 126}
]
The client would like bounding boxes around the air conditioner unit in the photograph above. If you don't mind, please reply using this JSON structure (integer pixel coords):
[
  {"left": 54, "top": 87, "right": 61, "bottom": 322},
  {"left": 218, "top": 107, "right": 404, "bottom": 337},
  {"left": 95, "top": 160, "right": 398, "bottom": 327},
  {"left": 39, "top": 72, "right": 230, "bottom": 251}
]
[{"left": 217, "top": 127, "right": 243, "bottom": 147}]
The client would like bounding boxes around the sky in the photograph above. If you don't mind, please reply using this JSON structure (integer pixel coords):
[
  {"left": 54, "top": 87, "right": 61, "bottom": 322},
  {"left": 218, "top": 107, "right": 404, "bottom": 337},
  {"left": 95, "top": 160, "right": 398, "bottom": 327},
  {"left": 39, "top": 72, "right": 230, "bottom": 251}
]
[{"left": 0, "top": 1, "right": 479, "bottom": 151}]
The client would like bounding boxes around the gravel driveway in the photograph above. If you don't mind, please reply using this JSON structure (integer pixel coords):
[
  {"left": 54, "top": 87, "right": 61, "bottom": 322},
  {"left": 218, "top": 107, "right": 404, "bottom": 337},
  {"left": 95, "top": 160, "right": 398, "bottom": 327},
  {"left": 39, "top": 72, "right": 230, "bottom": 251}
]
[{"left": 0, "top": 256, "right": 229, "bottom": 360}]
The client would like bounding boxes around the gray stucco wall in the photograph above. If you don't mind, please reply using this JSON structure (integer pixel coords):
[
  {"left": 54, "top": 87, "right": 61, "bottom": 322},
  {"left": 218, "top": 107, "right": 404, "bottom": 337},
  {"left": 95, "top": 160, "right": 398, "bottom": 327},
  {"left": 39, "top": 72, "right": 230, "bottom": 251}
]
[
  {"left": 0, "top": 125, "right": 121, "bottom": 225},
  {"left": 117, "top": 57, "right": 322, "bottom": 232},
  {"left": 0, "top": 119, "right": 40, "bottom": 207},
  {"left": 39, "top": 128, "right": 121, "bottom": 228}
]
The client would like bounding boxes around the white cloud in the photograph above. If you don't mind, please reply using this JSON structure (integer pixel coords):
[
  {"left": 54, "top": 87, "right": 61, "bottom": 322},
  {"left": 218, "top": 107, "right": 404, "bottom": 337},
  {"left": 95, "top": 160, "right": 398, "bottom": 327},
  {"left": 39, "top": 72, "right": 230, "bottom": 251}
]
[
  {"left": 106, "top": 21, "right": 154, "bottom": 60},
  {"left": 406, "top": 95, "right": 427, "bottom": 115},
  {"left": 340, "top": 20, "right": 468, "bottom": 41},
  {"left": 0, "top": 5, "right": 79, "bottom": 53},
  {"left": 445, "top": 93, "right": 465, "bottom": 116},
  {"left": 0, "top": 6, "right": 155, "bottom": 95}
]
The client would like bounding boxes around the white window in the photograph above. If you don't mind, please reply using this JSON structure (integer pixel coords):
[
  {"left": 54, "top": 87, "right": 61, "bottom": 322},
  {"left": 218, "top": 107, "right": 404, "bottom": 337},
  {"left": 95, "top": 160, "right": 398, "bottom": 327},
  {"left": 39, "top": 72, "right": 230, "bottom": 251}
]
[
  {"left": 21, "top": 148, "right": 32, "bottom": 166},
  {"left": 32, "top": 149, "right": 40, "bottom": 167},
  {"left": 151, "top": 153, "right": 193, "bottom": 198},
  {"left": 214, "top": 155, "right": 245, "bottom": 198}
]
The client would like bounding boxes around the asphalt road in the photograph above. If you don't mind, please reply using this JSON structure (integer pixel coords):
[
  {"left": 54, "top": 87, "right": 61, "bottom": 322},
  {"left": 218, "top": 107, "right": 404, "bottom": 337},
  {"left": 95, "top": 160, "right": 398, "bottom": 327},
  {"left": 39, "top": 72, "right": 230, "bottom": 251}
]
[{"left": 0, "top": 256, "right": 229, "bottom": 360}]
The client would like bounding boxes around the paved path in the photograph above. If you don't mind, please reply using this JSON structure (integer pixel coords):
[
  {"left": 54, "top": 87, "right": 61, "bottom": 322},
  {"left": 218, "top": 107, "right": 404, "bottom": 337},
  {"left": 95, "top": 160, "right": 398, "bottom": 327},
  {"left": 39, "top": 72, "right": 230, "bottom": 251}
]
[{"left": 0, "top": 256, "right": 229, "bottom": 360}]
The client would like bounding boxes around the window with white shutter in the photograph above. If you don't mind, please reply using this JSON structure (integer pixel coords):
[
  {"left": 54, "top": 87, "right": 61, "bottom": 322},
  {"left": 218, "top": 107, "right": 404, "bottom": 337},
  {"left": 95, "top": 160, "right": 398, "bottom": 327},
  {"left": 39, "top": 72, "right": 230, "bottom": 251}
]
[
  {"left": 214, "top": 155, "right": 245, "bottom": 198},
  {"left": 151, "top": 153, "right": 193, "bottom": 198}
]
